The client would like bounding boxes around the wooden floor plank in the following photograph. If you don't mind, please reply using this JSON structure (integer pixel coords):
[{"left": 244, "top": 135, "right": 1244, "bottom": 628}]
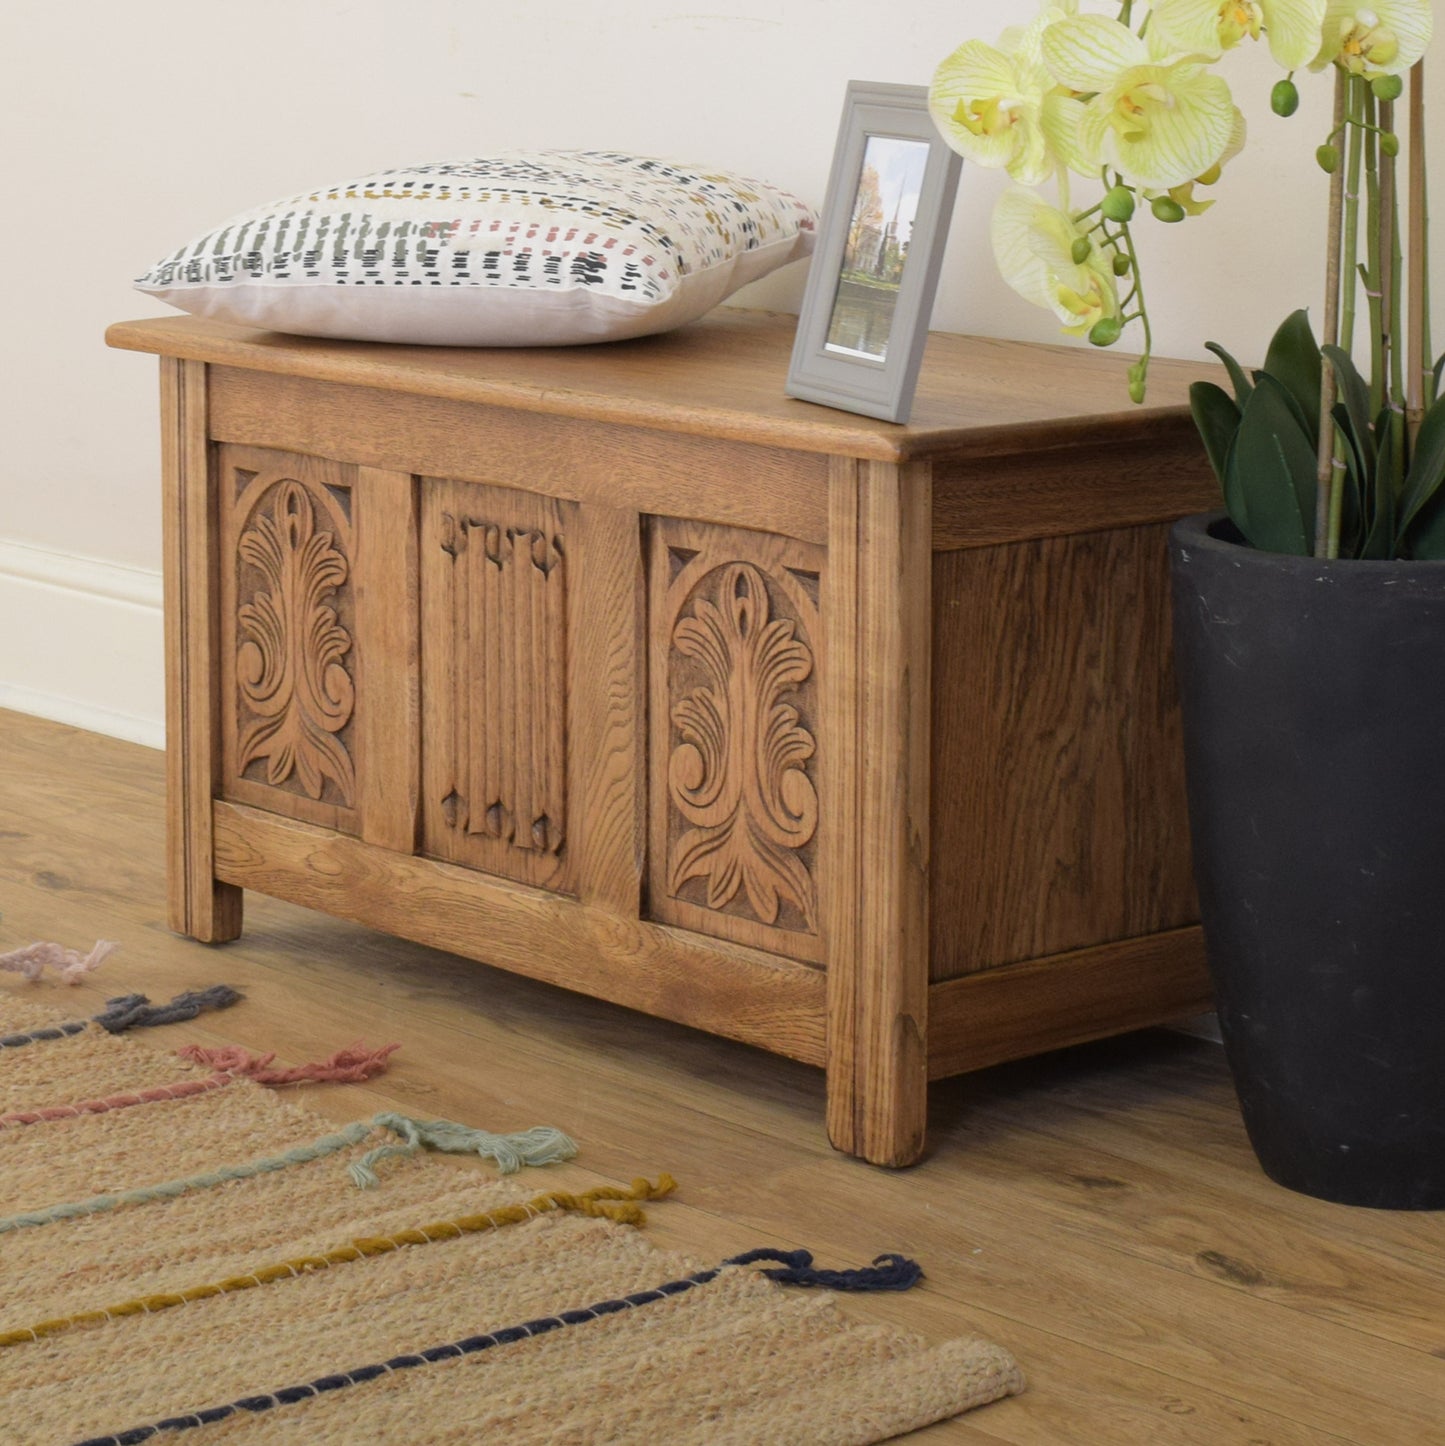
[{"left": 1, "top": 707, "right": 1443, "bottom": 1446}]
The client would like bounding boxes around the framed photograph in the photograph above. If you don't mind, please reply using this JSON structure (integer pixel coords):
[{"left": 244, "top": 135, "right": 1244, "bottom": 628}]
[{"left": 786, "top": 81, "right": 962, "bottom": 424}]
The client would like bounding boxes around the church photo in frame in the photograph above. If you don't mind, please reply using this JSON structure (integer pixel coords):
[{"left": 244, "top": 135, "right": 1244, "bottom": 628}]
[{"left": 785, "top": 81, "right": 962, "bottom": 424}]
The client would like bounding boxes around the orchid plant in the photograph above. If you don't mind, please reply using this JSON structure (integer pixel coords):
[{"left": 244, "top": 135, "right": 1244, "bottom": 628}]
[{"left": 930, "top": 1, "right": 1443, "bottom": 559}]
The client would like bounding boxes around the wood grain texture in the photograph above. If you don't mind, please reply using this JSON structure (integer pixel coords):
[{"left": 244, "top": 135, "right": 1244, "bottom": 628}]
[
  {"left": 928, "top": 929, "right": 1212, "bottom": 1078},
  {"left": 931, "top": 430, "right": 1221, "bottom": 550},
  {"left": 206, "top": 368, "right": 831, "bottom": 546},
  {"left": 109, "top": 310, "right": 1220, "bottom": 464},
  {"left": 211, "top": 799, "right": 827, "bottom": 1064},
  {"left": 825, "top": 460, "right": 932, "bottom": 1167},
  {"left": 568, "top": 504, "right": 645, "bottom": 914},
  {"left": 647, "top": 519, "right": 825, "bottom": 962},
  {"left": 217, "top": 444, "right": 360, "bottom": 835},
  {"left": 160, "top": 358, "right": 242, "bottom": 942},
  {"left": 930, "top": 523, "right": 1199, "bottom": 980},
  {"left": 15, "top": 710, "right": 1442, "bottom": 1445},
  {"left": 821, "top": 457, "right": 863, "bottom": 1165},
  {"left": 353, "top": 466, "right": 421, "bottom": 854},
  {"left": 420, "top": 480, "right": 571, "bottom": 892}
]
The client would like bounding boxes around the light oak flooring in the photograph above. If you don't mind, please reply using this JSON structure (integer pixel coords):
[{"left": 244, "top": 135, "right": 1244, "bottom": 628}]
[{"left": 1, "top": 707, "right": 1441, "bottom": 1445}]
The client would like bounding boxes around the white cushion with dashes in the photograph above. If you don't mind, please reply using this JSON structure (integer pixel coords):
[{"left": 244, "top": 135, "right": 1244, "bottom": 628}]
[{"left": 136, "top": 151, "right": 816, "bottom": 347}]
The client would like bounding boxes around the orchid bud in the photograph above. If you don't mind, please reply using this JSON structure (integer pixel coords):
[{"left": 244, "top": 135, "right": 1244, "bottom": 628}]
[
  {"left": 1089, "top": 316, "right": 1123, "bottom": 347},
  {"left": 1381, "top": 132, "right": 1400, "bottom": 157},
  {"left": 1371, "top": 74, "right": 1404, "bottom": 101},
  {"left": 1071, "top": 237, "right": 1092, "bottom": 265},
  {"left": 1100, "top": 186, "right": 1135, "bottom": 222},
  {"left": 1316, "top": 144, "right": 1340, "bottom": 172},
  {"left": 1127, "top": 359, "right": 1148, "bottom": 404},
  {"left": 1150, "top": 196, "right": 1186, "bottom": 223},
  {"left": 1112, "top": 253, "right": 1132, "bottom": 277},
  {"left": 1271, "top": 79, "right": 1300, "bottom": 117}
]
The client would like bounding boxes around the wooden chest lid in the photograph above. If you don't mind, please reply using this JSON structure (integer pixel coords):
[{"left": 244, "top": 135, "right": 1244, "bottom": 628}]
[{"left": 107, "top": 307, "right": 1211, "bottom": 463}]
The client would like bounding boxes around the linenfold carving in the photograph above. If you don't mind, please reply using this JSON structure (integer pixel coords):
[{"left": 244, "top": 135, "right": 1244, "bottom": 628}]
[{"left": 438, "top": 513, "right": 567, "bottom": 858}]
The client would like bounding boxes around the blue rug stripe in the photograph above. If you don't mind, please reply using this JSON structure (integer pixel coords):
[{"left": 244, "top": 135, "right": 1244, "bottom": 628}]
[{"left": 68, "top": 1246, "right": 922, "bottom": 1443}]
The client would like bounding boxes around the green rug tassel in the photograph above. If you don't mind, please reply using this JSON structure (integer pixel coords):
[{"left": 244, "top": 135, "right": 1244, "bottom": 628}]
[{"left": 348, "top": 1114, "right": 578, "bottom": 1187}]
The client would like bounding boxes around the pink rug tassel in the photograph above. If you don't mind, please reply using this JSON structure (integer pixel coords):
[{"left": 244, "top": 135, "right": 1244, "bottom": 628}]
[
  {"left": 175, "top": 1041, "right": 401, "bottom": 1085},
  {"left": 0, "top": 940, "right": 116, "bottom": 984}
]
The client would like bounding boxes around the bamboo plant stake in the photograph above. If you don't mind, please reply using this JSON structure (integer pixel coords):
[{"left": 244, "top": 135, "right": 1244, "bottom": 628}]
[
  {"left": 1316, "top": 69, "right": 1347, "bottom": 560},
  {"left": 1318, "top": 62, "right": 1430, "bottom": 559},
  {"left": 1407, "top": 58, "right": 1428, "bottom": 445},
  {"left": 1380, "top": 94, "right": 1400, "bottom": 409}
]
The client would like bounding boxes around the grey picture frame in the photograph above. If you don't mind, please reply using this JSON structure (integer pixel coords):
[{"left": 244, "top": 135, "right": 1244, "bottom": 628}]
[{"left": 785, "top": 80, "right": 962, "bottom": 425}]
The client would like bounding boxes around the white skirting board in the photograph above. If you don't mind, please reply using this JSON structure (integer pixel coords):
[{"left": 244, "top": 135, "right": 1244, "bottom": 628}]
[{"left": 0, "top": 538, "right": 164, "bottom": 751}]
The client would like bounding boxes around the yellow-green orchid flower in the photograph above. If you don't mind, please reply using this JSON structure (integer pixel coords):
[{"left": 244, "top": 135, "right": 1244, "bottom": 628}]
[
  {"left": 1312, "top": 0, "right": 1433, "bottom": 75},
  {"left": 930, "top": 11, "right": 1070, "bottom": 185},
  {"left": 991, "top": 187, "right": 1121, "bottom": 337},
  {"left": 1158, "top": 105, "right": 1247, "bottom": 215},
  {"left": 1149, "top": 0, "right": 1329, "bottom": 70},
  {"left": 1041, "top": 15, "right": 1238, "bottom": 192}
]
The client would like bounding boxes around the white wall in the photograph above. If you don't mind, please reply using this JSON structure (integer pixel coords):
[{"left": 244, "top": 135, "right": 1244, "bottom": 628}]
[{"left": 3, "top": 0, "right": 1442, "bottom": 742}]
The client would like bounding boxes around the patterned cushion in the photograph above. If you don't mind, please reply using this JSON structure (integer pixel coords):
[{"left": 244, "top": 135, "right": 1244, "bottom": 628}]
[{"left": 135, "top": 152, "right": 816, "bottom": 347}]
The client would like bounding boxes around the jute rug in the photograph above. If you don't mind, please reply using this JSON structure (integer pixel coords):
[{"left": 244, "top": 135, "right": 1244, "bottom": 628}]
[{"left": 0, "top": 972, "right": 1023, "bottom": 1443}]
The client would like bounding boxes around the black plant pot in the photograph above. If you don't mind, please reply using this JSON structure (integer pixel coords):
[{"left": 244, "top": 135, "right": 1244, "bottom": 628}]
[{"left": 1169, "top": 513, "right": 1445, "bottom": 1209}]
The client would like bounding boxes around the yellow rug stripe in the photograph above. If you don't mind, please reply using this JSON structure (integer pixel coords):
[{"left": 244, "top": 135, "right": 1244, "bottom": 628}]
[{"left": 0, "top": 1175, "right": 676, "bottom": 1349}]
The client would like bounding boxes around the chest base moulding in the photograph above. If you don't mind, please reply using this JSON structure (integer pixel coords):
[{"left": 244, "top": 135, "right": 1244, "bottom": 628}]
[{"left": 108, "top": 308, "right": 1217, "bottom": 1166}]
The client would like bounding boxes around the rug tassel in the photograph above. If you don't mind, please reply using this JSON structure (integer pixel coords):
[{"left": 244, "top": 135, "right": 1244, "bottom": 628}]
[
  {"left": 176, "top": 1040, "right": 399, "bottom": 1084},
  {"left": 724, "top": 1247, "right": 923, "bottom": 1291},
  {"left": 2, "top": 989, "right": 242, "bottom": 1051},
  {"left": 349, "top": 1113, "right": 580, "bottom": 1187},
  {"left": 87, "top": 994, "right": 150, "bottom": 1028},
  {"left": 0, "top": 939, "right": 116, "bottom": 984},
  {"left": 95, "top": 986, "right": 243, "bottom": 1033},
  {"left": 564, "top": 1175, "right": 678, "bottom": 1224}
]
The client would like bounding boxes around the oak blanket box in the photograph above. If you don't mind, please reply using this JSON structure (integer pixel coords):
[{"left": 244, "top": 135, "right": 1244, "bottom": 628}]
[{"left": 107, "top": 308, "right": 1218, "bottom": 1165}]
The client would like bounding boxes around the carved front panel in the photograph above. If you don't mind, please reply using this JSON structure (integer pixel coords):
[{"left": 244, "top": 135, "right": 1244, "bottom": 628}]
[
  {"left": 421, "top": 479, "right": 571, "bottom": 891},
  {"left": 219, "top": 445, "right": 360, "bottom": 832},
  {"left": 649, "top": 519, "right": 823, "bottom": 961}
]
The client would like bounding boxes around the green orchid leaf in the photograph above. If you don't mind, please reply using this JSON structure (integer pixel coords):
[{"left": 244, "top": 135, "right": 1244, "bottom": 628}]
[
  {"left": 1356, "top": 442, "right": 1378, "bottom": 556},
  {"left": 1432, "top": 352, "right": 1443, "bottom": 403},
  {"left": 1361, "top": 489, "right": 1394, "bottom": 556},
  {"left": 1406, "top": 498, "right": 1445, "bottom": 558},
  {"left": 1332, "top": 401, "right": 1367, "bottom": 486},
  {"left": 1328, "top": 407, "right": 1365, "bottom": 557},
  {"left": 1228, "top": 374, "right": 1317, "bottom": 554},
  {"left": 1363, "top": 411, "right": 1403, "bottom": 558},
  {"left": 1325, "top": 392, "right": 1367, "bottom": 558},
  {"left": 1220, "top": 428, "right": 1251, "bottom": 539},
  {"left": 1204, "top": 340, "right": 1254, "bottom": 407},
  {"left": 1322, "top": 344, "right": 1376, "bottom": 472},
  {"left": 1383, "top": 406, "right": 1408, "bottom": 500},
  {"left": 1189, "top": 380, "right": 1240, "bottom": 489},
  {"left": 1261, "top": 309, "right": 1323, "bottom": 443},
  {"left": 1398, "top": 392, "right": 1445, "bottom": 557},
  {"left": 1256, "top": 367, "right": 1316, "bottom": 446}
]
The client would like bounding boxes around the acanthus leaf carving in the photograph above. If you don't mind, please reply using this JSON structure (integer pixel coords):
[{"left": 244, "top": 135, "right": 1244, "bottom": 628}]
[
  {"left": 235, "top": 479, "right": 356, "bottom": 805},
  {"left": 667, "top": 562, "right": 819, "bottom": 931}
]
